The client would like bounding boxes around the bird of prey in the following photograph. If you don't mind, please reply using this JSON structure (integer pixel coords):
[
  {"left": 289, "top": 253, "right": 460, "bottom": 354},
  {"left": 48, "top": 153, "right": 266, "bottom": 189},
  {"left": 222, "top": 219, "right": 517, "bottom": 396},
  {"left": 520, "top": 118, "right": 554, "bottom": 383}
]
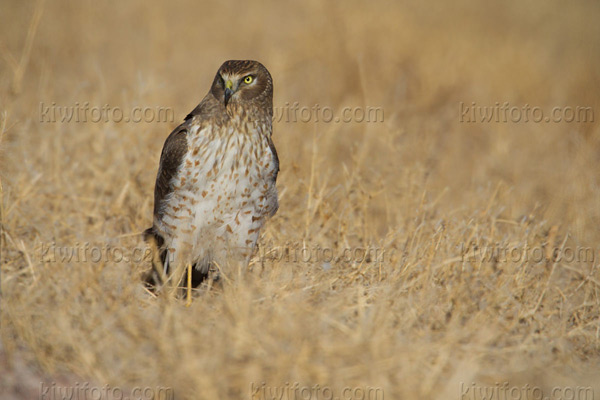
[{"left": 144, "top": 60, "right": 279, "bottom": 301}]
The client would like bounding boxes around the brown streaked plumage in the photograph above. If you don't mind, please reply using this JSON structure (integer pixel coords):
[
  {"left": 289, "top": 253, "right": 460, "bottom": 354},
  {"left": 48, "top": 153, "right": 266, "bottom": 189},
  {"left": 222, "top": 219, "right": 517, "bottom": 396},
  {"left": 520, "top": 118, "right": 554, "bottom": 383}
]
[{"left": 144, "top": 60, "right": 279, "bottom": 290}]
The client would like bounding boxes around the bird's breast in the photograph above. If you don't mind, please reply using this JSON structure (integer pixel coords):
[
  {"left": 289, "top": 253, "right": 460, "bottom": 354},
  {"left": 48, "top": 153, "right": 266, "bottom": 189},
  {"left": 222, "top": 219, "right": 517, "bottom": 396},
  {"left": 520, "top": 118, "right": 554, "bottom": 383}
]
[{"left": 180, "top": 122, "right": 277, "bottom": 219}]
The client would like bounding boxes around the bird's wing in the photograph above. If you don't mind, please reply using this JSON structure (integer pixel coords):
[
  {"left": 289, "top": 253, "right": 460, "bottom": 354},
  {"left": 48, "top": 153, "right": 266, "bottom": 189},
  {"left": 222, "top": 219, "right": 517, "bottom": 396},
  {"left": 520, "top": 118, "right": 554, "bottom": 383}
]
[
  {"left": 153, "top": 125, "right": 189, "bottom": 220},
  {"left": 184, "top": 105, "right": 201, "bottom": 121},
  {"left": 267, "top": 135, "right": 279, "bottom": 182}
]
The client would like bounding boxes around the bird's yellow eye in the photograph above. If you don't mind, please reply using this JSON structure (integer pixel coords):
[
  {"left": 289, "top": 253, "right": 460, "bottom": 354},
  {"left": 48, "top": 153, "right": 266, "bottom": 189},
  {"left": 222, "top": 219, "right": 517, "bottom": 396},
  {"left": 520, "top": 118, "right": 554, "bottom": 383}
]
[{"left": 244, "top": 75, "right": 253, "bottom": 84}]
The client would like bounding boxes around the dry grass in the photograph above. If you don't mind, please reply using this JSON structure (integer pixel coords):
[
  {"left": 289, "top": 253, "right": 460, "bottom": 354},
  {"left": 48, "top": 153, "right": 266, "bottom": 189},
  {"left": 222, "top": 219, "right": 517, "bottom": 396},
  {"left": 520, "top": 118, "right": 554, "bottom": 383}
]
[{"left": 1, "top": 0, "right": 600, "bottom": 399}]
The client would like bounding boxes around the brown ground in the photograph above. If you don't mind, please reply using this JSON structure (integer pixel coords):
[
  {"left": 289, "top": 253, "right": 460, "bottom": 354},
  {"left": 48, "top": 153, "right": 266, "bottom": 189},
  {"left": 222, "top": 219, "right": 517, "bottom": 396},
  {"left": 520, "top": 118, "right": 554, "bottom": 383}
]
[{"left": 1, "top": 1, "right": 600, "bottom": 399}]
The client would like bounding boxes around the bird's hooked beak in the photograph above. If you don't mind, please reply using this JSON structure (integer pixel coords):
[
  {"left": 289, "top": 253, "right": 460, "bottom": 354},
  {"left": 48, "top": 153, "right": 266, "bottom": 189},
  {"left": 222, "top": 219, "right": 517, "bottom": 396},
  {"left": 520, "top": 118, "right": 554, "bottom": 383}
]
[{"left": 224, "top": 79, "right": 234, "bottom": 106}]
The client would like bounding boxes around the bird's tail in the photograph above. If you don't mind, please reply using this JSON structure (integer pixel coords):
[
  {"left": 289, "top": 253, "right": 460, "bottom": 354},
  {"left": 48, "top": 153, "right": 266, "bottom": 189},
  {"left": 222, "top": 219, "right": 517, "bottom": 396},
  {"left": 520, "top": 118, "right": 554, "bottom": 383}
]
[{"left": 143, "top": 226, "right": 168, "bottom": 288}]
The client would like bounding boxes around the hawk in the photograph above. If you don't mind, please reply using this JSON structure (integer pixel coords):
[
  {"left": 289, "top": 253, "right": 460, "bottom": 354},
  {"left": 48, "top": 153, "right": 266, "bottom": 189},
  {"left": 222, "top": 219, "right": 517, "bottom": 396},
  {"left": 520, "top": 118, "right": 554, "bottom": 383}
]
[{"left": 144, "top": 60, "right": 279, "bottom": 299}]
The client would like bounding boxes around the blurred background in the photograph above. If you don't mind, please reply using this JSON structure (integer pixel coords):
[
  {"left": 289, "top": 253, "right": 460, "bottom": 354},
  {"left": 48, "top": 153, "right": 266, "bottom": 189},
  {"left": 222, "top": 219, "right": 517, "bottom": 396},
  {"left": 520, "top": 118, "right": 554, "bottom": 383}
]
[
  {"left": 1, "top": 0, "right": 599, "bottom": 399},
  {"left": 2, "top": 0, "right": 599, "bottom": 232}
]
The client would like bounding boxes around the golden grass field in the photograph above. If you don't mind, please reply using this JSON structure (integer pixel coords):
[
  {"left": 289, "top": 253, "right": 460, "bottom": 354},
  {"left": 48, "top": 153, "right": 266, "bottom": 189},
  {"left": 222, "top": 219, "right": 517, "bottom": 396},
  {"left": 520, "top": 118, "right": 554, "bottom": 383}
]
[{"left": 1, "top": 0, "right": 600, "bottom": 399}]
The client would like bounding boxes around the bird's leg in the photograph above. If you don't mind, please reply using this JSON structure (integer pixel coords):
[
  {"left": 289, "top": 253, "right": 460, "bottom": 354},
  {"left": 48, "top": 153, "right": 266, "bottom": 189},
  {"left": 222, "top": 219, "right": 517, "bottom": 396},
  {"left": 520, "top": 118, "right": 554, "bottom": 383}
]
[
  {"left": 202, "top": 260, "right": 225, "bottom": 293},
  {"left": 185, "top": 263, "right": 192, "bottom": 307}
]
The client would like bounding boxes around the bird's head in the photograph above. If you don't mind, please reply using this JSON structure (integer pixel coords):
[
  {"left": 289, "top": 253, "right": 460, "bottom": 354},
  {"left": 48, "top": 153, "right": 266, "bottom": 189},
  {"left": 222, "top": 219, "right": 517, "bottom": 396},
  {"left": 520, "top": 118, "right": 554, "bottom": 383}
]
[{"left": 210, "top": 60, "right": 273, "bottom": 108}]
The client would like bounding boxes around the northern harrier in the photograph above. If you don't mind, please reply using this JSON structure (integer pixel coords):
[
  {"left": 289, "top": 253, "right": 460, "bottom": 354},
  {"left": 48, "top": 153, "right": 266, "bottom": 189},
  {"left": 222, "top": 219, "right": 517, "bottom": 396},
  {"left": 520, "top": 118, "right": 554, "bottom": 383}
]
[{"left": 144, "top": 60, "right": 279, "bottom": 301}]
